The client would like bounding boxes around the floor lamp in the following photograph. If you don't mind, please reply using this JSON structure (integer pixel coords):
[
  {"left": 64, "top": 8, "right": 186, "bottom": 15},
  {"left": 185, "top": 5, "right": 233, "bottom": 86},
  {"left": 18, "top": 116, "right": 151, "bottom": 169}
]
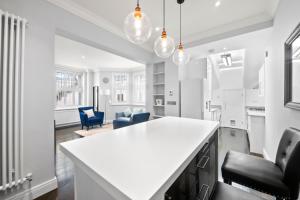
[{"left": 104, "top": 89, "right": 110, "bottom": 124}]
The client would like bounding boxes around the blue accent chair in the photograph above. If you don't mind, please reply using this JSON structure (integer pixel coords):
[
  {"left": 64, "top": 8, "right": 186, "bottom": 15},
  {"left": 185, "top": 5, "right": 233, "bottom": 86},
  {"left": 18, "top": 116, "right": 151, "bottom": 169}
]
[
  {"left": 78, "top": 106, "right": 104, "bottom": 130},
  {"left": 113, "top": 112, "right": 150, "bottom": 129}
]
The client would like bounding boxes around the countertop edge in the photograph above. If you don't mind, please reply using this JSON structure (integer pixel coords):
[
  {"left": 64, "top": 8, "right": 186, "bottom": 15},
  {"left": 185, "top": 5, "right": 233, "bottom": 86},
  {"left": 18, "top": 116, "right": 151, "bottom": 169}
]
[{"left": 60, "top": 144, "right": 132, "bottom": 200}]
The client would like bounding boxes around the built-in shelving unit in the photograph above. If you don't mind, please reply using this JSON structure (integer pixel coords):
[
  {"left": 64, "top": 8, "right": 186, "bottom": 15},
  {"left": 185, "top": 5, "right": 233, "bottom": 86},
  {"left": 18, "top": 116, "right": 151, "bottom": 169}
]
[{"left": 153, "top": 62, "right": 165, "bottom": 119}]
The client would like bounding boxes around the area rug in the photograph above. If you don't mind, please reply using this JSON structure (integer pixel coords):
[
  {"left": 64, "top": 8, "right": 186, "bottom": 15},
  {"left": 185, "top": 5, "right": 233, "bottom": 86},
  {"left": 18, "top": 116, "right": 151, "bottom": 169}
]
[{"left": 74, "top": 124, "right": 113, "bottom": 137}]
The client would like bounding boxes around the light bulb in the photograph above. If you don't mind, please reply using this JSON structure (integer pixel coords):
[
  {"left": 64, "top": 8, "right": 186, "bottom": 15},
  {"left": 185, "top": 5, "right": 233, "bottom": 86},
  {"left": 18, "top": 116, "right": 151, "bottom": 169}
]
[
  {"left": 154, "top": 30, "right": 175, "bottom": 58},
  {"left": 172, "top": 44, "right": 190, "bottom": 66},
  {"left": 124, "top": 5, "right": 152, "bottom": 45}
]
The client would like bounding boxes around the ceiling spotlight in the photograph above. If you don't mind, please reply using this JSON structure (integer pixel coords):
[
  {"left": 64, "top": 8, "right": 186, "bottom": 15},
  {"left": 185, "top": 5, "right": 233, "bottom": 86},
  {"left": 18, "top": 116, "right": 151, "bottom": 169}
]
[
  {"left": 215, "top": 1, "right": 221, "bottom": 7},
  {"left": 221, "top": 54, "right": 232, "bottom": 66},
  {"left": 81, "top": 56, "right": 86, "bottom": 59},
  {"left": 155, "top": 27, "right": 161, "bottom": 32}
]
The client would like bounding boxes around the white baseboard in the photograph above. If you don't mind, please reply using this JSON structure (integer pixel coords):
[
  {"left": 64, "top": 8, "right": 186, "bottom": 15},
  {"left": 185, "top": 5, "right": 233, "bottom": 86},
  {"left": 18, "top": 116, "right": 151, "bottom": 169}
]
[
  {"left": 263, "top": 148, "right": 271, "bottom": 161},
  {"left": 6, "top": 177, "right": 57, "bottom": 200}
]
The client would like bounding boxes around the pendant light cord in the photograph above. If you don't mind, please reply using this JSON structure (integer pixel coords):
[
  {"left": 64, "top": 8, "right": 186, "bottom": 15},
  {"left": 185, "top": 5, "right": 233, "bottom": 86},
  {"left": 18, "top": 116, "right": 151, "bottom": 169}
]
[
  {"left": 163, "top": 0, "right": 165, "bottom": 30},
  {"left": 137, "top": 0, "right": 140, "bottom": 6},
  {"left": 180, "top": 4, "right": 182, "bottom": 44}
]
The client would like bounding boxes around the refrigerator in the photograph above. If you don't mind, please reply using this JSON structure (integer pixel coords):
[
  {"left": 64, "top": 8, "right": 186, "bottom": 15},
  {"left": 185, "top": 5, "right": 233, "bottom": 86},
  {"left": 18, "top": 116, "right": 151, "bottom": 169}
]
[{"left": 179, "top": 79, "right": 203, "bottom": 119}]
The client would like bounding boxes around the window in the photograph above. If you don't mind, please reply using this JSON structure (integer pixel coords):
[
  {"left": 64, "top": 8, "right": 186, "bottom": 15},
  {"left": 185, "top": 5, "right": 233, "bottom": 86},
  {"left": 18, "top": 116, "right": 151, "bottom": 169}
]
[
  {"left": 56, "top": 70, "right": 84, "bottom": 108},
  {"left": 112, "top": 72, "right": 129, "bottom": 104},
  {"left": 132, "top": 71, "right": 146, "bottom": 104}
]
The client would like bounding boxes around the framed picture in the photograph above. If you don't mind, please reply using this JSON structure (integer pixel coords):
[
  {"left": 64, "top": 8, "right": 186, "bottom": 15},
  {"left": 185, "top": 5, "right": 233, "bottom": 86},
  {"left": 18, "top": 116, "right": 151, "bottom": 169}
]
[
  {"left": 156, "top": 99, "right": 163, "bottom": 106},
  {"left": 284, "top": 23, "right": 300, "bottom": 110}
]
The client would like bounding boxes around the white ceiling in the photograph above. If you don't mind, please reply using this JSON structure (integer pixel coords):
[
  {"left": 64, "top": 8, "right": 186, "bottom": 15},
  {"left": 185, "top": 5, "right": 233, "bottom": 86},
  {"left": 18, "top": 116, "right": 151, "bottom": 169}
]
[
  {"left": 48, "top": 0, "right": 279, "bottom": 51},
  {"left": 188, "top": 28, "right": 272, "bottom": 88},
  {"left": 55, "top": 35, "right": 144, "bottom": 70}
]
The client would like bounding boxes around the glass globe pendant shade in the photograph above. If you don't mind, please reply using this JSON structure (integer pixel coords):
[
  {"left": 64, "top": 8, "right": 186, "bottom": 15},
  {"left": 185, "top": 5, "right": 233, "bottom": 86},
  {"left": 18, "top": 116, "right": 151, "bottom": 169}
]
[
  {"left": 154, "top": 30, "right": 175, "bottom": 58},
  {"left": 172, "top": 44, "right": 190, "bottom": 66},
  {"left": 124, "top": 5, "right": 152, "bottom": 45}
]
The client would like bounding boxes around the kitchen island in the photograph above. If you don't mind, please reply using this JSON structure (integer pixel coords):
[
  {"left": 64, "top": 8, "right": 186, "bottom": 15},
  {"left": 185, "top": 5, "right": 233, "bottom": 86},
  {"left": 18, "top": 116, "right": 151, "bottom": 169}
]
[{"left": 60, "top": 117, "right": 219, "bottom": 200}]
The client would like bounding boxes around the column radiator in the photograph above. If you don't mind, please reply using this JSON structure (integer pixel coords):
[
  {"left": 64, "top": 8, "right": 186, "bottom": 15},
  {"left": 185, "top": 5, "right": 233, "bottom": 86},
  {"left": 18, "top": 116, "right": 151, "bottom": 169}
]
[{"left": 0, "top": 10, "right": 30, "bottom": 191}]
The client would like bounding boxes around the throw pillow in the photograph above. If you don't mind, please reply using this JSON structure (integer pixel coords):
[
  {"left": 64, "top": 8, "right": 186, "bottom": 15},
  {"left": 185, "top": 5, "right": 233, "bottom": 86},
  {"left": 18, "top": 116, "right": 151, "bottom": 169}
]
[
  {"left": 84, "top": 109, "right": 95, "bottom": 118},
  {"left": 133, "top": 107, "right": 144, "bottom": 114},
  {"left": 123, "top": 108, "right": 132, "bottom": 117},
  {"left": 131, "top": 107, "right": 144, "bottom": 118}
]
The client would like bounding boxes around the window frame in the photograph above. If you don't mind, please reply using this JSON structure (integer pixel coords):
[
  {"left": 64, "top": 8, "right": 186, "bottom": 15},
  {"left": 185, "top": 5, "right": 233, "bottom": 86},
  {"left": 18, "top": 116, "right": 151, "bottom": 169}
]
[
  {"left": 55, "top": 69, "right": 85, "bottom": 109},
  {"left": 132, "top": 71, "right": 146, "bottom": 105},
  {"left": 111, "top": 72, "right": 130, "bottom": 105}
]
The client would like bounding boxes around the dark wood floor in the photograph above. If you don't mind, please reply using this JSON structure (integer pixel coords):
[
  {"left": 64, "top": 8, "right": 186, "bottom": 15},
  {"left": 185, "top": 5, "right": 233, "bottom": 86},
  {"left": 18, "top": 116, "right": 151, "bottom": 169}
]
[{"left": 37, "top": 126, "right": 252, "bottom": 200}]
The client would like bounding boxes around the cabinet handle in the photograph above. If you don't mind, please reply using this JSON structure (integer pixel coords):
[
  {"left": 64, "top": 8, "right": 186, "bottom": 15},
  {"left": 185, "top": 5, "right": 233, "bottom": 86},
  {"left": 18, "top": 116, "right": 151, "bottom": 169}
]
[
  {"left": 201, "top": 142, "right": 209, "bottom": 153},
  {"left": 164, "top": 194, "right": 172, "bottom": 200},
  {"left": 199, "top": 184, "right": 209, "bottom": 200},
  {"left": 197, "top": 156, "right": 210, "bottom": 169}
]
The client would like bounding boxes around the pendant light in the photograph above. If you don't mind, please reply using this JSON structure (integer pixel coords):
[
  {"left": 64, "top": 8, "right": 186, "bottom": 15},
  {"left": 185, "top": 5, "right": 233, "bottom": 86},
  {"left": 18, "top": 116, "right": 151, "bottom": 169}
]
[
  {"left": 153, "top": 0, "right": 175, "bottom": 58},
  {"left": 173, "top": 0, "right": 190, "bottom": 66},
  {"left": 124, "top": 0, "right": 152, "bottom": 45}
]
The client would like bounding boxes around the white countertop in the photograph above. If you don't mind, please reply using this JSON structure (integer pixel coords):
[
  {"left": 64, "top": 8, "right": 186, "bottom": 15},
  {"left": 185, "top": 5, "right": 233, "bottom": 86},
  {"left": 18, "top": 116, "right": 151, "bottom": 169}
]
[
  {"left": 60, "top": 117, "right": 219, "bottom": 200},
  {"left": 247, "top": 110, "right": 265, "bottom": 117}
]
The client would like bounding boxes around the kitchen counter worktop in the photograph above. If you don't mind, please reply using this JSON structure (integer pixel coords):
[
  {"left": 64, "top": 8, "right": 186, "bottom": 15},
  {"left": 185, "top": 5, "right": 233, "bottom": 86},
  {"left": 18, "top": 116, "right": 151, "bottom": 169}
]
[
  {"left": 247, "top": 110, "right": 265, "bottom": 117},
  {"left": 60, "top": 117, "right": 219, "bottom": 200}
]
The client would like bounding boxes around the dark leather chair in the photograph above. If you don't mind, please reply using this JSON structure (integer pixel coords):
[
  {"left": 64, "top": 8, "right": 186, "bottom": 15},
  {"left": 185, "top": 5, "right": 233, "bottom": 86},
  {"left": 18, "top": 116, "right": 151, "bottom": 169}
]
[
  {"left": 211, "top": 182, "right": 267, "bottom": 200},
  {"left": 222, "top": 128, "right": 300, "bottom": 200}
]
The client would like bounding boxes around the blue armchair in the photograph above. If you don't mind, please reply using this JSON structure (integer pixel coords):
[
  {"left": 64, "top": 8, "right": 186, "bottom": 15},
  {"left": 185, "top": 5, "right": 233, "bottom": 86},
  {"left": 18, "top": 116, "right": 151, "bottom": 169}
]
[
  {"left": 113, "top": 112, "right": 150, "bottom": 129},
  {"left": 78, "top": 106, "right": 104, "bottom": 130}
]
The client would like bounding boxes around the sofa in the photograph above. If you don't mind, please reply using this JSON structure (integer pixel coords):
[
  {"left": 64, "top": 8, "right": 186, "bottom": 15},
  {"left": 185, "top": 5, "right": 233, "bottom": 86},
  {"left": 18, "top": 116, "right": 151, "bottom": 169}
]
[
  {"left": 113, "top": 111, "right": 150, "bottom": 129},
  {"left": 78, "top": 106, "right": 104, "bottom": 130}
]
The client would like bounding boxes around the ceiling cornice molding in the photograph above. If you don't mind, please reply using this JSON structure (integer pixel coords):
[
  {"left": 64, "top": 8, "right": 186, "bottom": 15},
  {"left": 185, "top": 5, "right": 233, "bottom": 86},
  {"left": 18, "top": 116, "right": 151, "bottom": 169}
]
[
  {"left": 185, "top": 19, "right": 273, "bottom": 49},
  {"left": 265, "top": 0, "right": 280, "bottom": 17},
  {"left": 56, "top": 64, "right": 90, "bottom": 72},
  {"left": 47, "top": 0, "right": 124, "bottom": 37},
  {"left": 47, "top": 0, "right": 153, "bottom": 52},
  {"left": 185, "top": 13, "right": 273, "bottom": 46},
  {"left": 55, "top": 64, "right": 145, "bottom": 73},
  {"left": 93, "top": 66, "right": 145, "bottom": 73}
]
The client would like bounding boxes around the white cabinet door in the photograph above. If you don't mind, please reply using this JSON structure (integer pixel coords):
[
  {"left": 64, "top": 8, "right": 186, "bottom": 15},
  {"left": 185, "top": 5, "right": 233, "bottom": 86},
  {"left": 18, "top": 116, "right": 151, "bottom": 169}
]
[
  {"left": 180, "top": 79, "right": 203, "bottom": 119},
  {"left": 203, "top": 63, "right": 213, "bottom": 120},
  {"left": 221, "top": 89, "right": 245, "bottom": 129}
]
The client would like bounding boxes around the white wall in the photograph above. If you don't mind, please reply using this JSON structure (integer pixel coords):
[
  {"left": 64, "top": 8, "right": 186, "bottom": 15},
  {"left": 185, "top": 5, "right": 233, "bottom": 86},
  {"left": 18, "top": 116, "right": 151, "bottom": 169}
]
[
  {"left": 219, "top": 68, "right": 244, "bottom": 89},
  {"left": 0, "top": 0, "right": 152, "bottom": 199},
  {"left": 93, "top": 70, "right": 146, "bottom": 122},
  {"left": 165, "top": 60, "right": 180, "bottom": 116},
  {"left": 146, "top": 64, "right": 154, "bottom": 117},
  {"left": 265, "top": 0, "right": 300, "bottom": 161},
  {"left": 245, "top": 89, "right": 265, "bottom": 107}
]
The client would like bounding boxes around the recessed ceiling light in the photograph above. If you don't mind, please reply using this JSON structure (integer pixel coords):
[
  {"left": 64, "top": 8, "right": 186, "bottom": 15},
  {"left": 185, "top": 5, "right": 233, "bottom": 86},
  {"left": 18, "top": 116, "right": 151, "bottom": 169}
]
[
  {"left": 155, "top": 27, "right": 161, "bottom": 32},
  {"left": 81, "top": 56, "right": 86, "bottom": 59},
  {"left": 215, "top": 1, "right": 221, "bottom": 7}
]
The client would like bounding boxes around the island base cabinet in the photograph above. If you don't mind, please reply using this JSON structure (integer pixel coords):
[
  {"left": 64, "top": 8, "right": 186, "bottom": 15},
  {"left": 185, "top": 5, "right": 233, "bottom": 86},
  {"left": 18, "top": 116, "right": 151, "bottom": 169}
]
[
  {"left": 74, "top": 166, "right": 116, "bottom": 200},
  {"left": 165, "top": 131, "right": 218, "bottom": 200}
]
